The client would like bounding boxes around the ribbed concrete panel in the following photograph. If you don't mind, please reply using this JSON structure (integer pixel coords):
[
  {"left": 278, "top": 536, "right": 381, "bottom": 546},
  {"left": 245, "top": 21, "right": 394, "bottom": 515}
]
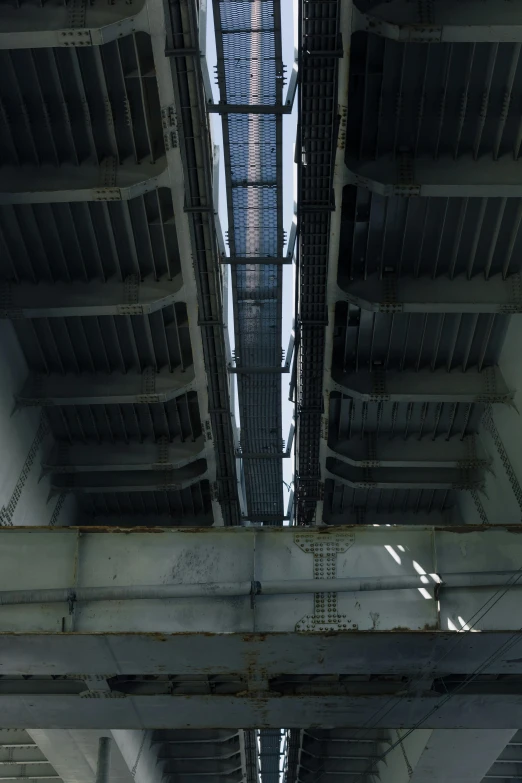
[
  {"left": 0, "top": 0, "right": 241, "bottom": 525},
  {"left": 295, "top": 0, "right": 522, "bottom": 524}
]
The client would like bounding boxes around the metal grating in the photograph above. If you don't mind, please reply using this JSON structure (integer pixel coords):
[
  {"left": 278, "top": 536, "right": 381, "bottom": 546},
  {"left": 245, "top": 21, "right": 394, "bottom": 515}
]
[{"left": 213, "top": 0, "right": 285, "bottom": 522}]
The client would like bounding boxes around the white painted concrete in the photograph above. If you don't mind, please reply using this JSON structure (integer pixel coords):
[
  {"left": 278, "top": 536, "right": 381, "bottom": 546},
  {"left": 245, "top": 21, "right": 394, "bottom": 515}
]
[
  {"left": 409, "top": 730, "right": 517, "bottom": 783},
  {"left": 28, "top": 731, "right": 135, "bottom": 783}
]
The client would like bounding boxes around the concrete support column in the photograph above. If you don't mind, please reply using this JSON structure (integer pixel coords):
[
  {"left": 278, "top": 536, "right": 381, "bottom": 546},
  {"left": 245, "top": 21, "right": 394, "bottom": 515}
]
[
  {"left": 111, "top": 731, "right": 162, "bottom": 783},
  {"left": 407, "top": 730, "right": 517, "bottom": 783},
  {"left": 374, "top": 730, "right": 430, "bottom": 783},
  {"left": 26, "top": 731, "right": 135, "bottom": 783}
]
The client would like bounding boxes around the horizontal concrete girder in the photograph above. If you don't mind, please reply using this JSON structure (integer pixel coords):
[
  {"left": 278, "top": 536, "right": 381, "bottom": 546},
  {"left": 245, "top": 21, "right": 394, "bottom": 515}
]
[
  {"left": 354, "top": 0, "right": 522, "bottom": 43},
  {"left": 0, "top": 525, "right": 521, "bottom": 726},
  {"left": 0, "top": 0, "right": 148, "bottom": 48},
  {"left": 0, "top": 525, "right": 520, "bottom": 634},
  {"left": 330, "top": 366, "right": 513, "bottom": 403},
  {"left": 346, "top": 156, "right": 522, "bottom": 198},
  {"left": 326, "top": 459, "right": 483, "bottom": 490},
  {"left": 44, "top": 437, "right": 205, "bottom": 474},
  {"left": 336, "top": 274, "right": 522, "bottom": 314},
  {"left": 0, "top": 276, "right": 185, "bottom": 318},
  {"left": 1, "top": 691, "right": 522, "bottom": 729},
  {"left": 328, "top": 434, "right": 488, "bottom": 469},
  {"left": 17, "top": 366, "right": 196, "bottom": 406},
  {"left": 0, "top": 161, "right": 168, "bottom": 204},
  {"left": 50, "top": 461, "right": 208, "bottom": 494}
]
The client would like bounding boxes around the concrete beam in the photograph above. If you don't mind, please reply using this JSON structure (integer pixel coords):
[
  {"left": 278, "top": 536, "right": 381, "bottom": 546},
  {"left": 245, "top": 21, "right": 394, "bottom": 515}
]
[
  {"left": 330, "top": 366, "right": 513, "bottom": 403},
  {"left": 3, "top": 692, "right": 522, "bottom": 729},
  {"left": 0, "top": 161, "right": 168, "bottom": 204},
  {"left": 326, "top": 509, "right": 463, "bottom": 525},
  {"left": 0, "top": 526, "right": 521, "bottom": 725},
  {"left": 326, "top": 460, "right": 483, "bottom": 490},
  {"left": 50, "top": 461, "right": 207, "bottom": 494},
  {"left": 328, "top": 434, "right": 488, "bottom": 469},
  {"left": 43, "top": 437, "right": 205, "bottom": 474},
  {"left": 336, "top": 274, "right": 522, "bottom": 314},
  {"left": 0, "top": 524, "right": 520, "bottom": 633},
  {"left": 354, "top": 0, "right": 522, "bottom": 43},
  {"left": 346, "top": 156, "right": 522, "bottom": 198},
  {"left": 0, "top": 277, "right": 185, "bottom": 318},
  {"left": 17, "top": 366, "right": 196, "bottom": 407},
  {"left": 0, "top": 0, "right": 148, "bottom": 49}
]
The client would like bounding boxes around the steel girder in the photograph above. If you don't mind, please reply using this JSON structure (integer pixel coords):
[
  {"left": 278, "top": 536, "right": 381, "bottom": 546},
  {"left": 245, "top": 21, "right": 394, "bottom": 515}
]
[
  {"left": 17, "top": 367, "right": 196, "bottom": 406},
  {"left": 0, "top": 277, "right": 185, "bottom": 318}
]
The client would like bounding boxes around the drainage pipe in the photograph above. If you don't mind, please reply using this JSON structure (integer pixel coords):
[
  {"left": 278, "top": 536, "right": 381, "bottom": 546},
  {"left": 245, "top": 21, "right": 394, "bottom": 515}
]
[{"left": 0, "top": 571, "right": 519, "bottom": 606}]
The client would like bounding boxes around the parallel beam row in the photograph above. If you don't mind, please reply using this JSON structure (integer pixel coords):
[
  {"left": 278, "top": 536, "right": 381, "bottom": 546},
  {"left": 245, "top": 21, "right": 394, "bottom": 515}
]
[{"left": 0, "top": 0, "right": 241, "bottom": 521}]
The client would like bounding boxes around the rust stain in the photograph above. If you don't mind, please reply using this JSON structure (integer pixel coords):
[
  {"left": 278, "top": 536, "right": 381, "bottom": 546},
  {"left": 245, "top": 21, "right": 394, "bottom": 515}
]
[
  {"left": 3, "top": 523, "right": 522, "bottom": 535},
  {"left": 242, "top": 634, "right": 266, "bottom": 642},
  {"left": 0, "top": 629, "right": 452, "bottom": 639},
  {"left": 433, "top": 524, "right": 522, "bottom": 534}
]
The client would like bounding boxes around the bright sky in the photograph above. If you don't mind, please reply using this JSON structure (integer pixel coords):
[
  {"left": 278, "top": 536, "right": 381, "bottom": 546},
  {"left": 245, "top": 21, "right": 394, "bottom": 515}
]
[{"left": 205, "top": 0, "right": 298, "bottom": 519}]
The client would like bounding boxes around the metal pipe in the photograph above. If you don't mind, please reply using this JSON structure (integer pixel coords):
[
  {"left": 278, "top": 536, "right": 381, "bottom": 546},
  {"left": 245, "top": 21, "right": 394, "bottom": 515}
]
[
  {"left": 96, "top": 738, "right": 111, "bottom": 783},
  {"left": 0, "top": 572, "right": 519, "bottom": 606},
  {"left": 262, "top": 572, "right": 521, "bottom": 594}
]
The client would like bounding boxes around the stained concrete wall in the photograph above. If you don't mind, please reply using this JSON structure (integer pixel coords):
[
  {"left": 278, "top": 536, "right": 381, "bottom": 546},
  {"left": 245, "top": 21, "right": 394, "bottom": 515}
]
[{"left": 0, "top": 321, "right": 76, "bottom": 527}]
